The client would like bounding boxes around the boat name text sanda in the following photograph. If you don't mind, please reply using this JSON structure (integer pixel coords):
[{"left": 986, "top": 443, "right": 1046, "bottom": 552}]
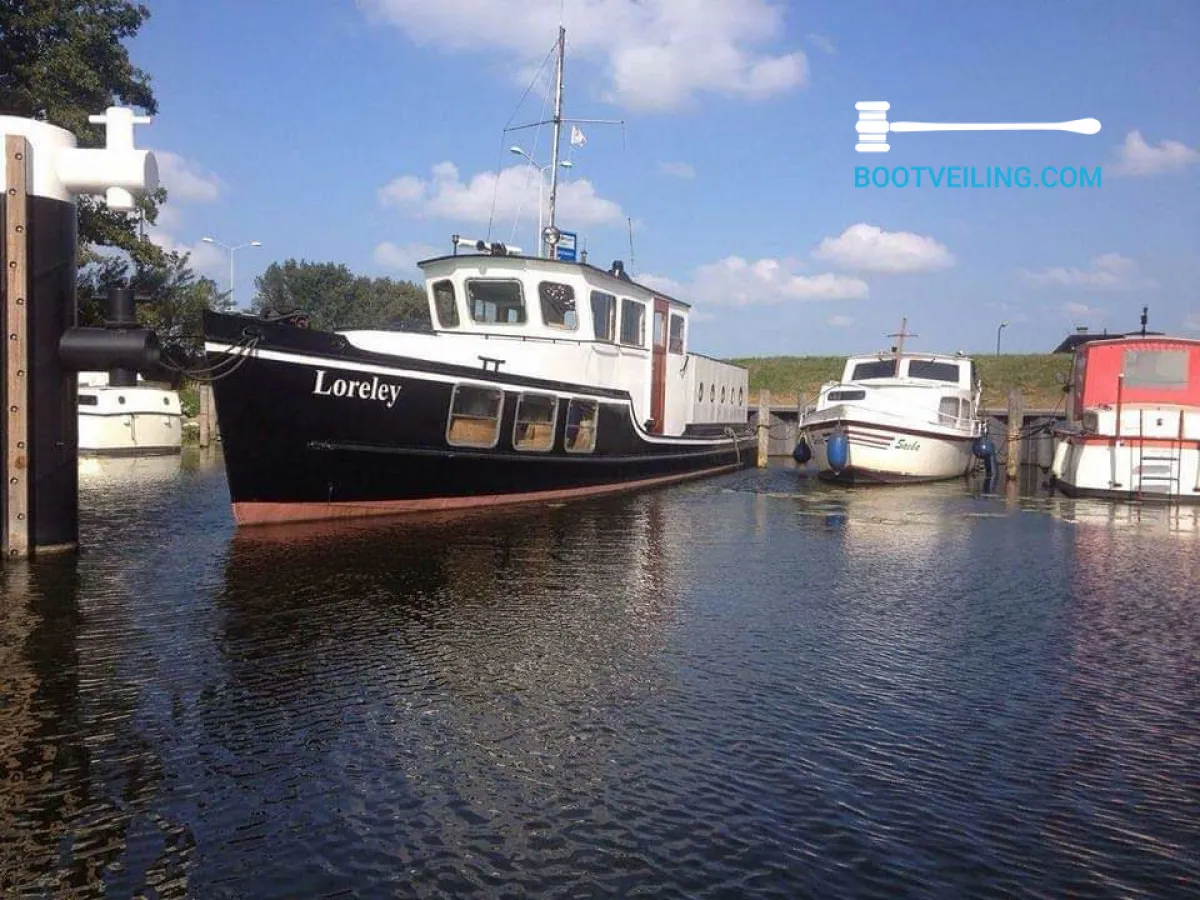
[
  {"left": 312, "top": 369, "right": 403, "bottom": 409},
  {"left": 895, "top": 439, "right": 920, "bottom": 451}
]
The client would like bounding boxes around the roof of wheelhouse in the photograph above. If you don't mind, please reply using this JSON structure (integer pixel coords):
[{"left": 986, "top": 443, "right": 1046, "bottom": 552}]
[{"left": 417, "top": 250, "right": 691, "bottom": 309}]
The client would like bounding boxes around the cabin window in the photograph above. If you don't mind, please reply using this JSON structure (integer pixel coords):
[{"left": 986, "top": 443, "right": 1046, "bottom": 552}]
[
  {"left": 591, "top": 291, "right": 616, "bottom": 342},
  {"left": 446, "top": 384, "right": 503, "bottom": 448},
  {"left": 539, "top": 281, "right": 577, "bottom": 330},
  {"left": 710, "top": 384, "right": 715, "bottom": 402},
  {"left": 565, "top": 399, "right": 598, "bottom": 453},
  {"left": 828, "top": 389, "right": 866, "bottom": 402},
  {"left": 78, "top": 394, "right": 99, "bottom": 406},
  {"left": 669, "top": 314, "right": 685, "bottom": 354},
  {"left": 697, "top": 382, "right": 704, "bottom": 401},
  {"left": 1123, "top": 349, "right": 1189, "bottom": 390},
  {"left": 513, "top": 393, "right": 558, "bottom": 452},
  {"left": 432, "top": 279, "right": 459, "bottom": 328},
  {"left": 738, "top": 387, "right": 744, "bottom": 406},
  {"left": 721, "top": 386, "right": 726, "bottom": 404},
  {"left": 467, "top": 279, "right": 525, "bottom": 324},
  {"left": 938, "top": 396, "right": 961, "bottom": 425},
  {"left": 851, "top": 360, "right": 898, "bottom": 380},
  {"left": 619, "top": 298, "right": 645, "bottom": 347},
  {"left": 908, "top": 360, "right": 960, "bottom": 383},
  {"left": 653, "top": 310, "right": 667, "bottom": 348}
]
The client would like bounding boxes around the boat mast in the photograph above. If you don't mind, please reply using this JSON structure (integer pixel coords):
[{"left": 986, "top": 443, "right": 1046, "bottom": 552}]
[
  {"left": 545, "top": 25, "right": 566, "bottom": 259},
  {"left": 888, "top": 317, "right": 918, "bottom": 355}
]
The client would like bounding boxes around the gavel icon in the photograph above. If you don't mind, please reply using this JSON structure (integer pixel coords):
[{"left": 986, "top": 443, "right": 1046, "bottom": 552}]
[{"left": 855, "top": 101, "right": 1101, "bottom": 153}]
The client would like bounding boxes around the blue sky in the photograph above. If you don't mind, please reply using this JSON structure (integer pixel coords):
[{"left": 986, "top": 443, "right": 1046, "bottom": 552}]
[{"left": 128, "top": 0, "right": 1199, "bottom": 357}]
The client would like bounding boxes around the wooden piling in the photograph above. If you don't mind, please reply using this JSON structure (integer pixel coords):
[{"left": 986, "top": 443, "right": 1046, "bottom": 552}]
[
  {"left": 757, "top": 389, "right": 770, "bottom": 467},
  {"left": 3, "top": 136, "right": 30, "bottom": 559},
  {"left": 1005, "top": 388, "right": 1024, "bottom": 481},
  {"left": 197, "top": 382, "right": 211, "bottom": 448}
]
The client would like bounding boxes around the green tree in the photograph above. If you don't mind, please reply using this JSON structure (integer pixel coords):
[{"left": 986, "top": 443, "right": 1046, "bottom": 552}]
[
  {"left": 0, "top": 0, "right": 165, "bottom": 265},
  {"left": 252, "top": 259, "right": 429, "bottom": 330}
]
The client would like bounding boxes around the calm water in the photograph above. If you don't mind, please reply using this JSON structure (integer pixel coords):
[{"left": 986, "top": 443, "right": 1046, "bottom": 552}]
[{"left": 1, "top": 451, "right": 1198, "bottom": 898}]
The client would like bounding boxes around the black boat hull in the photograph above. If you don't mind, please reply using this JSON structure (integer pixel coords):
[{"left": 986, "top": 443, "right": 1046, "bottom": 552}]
[{"left": 203, "top": 311, "right": 757, "bottom": 525}]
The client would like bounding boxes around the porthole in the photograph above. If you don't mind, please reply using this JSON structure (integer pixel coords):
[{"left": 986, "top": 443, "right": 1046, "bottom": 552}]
[
  {"left": 698, "top": 382, "right": 704, "bottom": 401},
  {"left": 710, "top": 384, "right": 715, "bottom": 402},
  {"left": 721, "top": 386, "right": 726, "bottom": 404},
  {"left": 738, "top": 387, "right": 744, "bottom": 406}
]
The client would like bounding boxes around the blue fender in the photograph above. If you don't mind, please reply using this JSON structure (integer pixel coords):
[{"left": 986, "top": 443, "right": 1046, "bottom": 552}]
[
  {"left": 793, "top": 436, "right": 812, "bottom": 464},
  {"left": 971, "top": 434, "right": 997, "bottom": 478},
  {"left": 826, "top": 430, "right": 849, "bottom": 473}
]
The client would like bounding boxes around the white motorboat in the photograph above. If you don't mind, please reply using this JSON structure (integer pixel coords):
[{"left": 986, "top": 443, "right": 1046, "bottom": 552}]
[
  {"left": 77, "top": 371, "right": 183, "bottom": 456},
  {"left": 794, "top": 324, "right": 987, "bottom": 484}
]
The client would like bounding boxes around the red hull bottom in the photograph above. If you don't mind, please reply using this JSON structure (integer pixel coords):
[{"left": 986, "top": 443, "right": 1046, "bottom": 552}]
[{"left": 232, "top": 463, "right": 743, "bottom": 526}]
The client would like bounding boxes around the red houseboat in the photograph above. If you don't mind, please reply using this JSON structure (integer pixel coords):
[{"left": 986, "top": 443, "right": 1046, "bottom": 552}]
[{"left": 1050, "top": 334, "right": 1200, "bottom": 502}]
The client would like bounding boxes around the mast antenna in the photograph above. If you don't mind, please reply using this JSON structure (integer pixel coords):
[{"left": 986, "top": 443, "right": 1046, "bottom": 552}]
[
  {"left": 627, "top": 217, "right": 635, "bottom": 273},
  {"left": 887, "top": 316, "right": 918, "bottom": 355}
]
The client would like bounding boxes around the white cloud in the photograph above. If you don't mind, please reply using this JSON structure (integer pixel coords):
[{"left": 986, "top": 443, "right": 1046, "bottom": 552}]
[
  {"left": 1061, "top": 302, "right": 1107, "bottom": 319},
  {"left": 1020, "top": 253, "right": 1155, "bottom": 290},
  {"left": 641, "top": 256, "right": 867, "bottom": 309},
  {"left": 378, "top": 161, "right": 622, "bottom": 226},
  {"left": 826, "top": 314, "right": 854, "bottom": 327},
  {"left": 1112, "top": 131, "right": 1200, "bottom": 177},
  {"left": 812, "top": 223, "right": 955, "bottom": 274},
  {"left": 152, "top": 149, "right": 224, "bottom": 203},
  {"left": 658, "top": 161, "right": 696, "bottom": 179},
  {"left": 373, "top": 240, "right": 440, "bottom": 272},
  {"left": 359, "top": 0, "right": 808, "bottom": 112},
  {"left": 806, "top": 32, "right": 835, "bottom": 55}
]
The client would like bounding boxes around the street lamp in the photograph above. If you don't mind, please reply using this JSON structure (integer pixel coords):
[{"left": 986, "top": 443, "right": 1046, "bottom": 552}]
[
  {"left": 202, "top": 236, "right": 262, "bottom": 307},
  {"left": 996, "top": 320, "right": 1009, "bottom": 356},
  {"left": 509, "top": 145, "right": 572, "bottom": 257}
]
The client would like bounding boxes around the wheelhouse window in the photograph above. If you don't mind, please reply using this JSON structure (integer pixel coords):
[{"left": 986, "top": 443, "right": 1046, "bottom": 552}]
[
  {"left": 619, "top": 298, "right": 645, "bottom": 348},
  {"left": 828, "top": 389, "right": 866, "bottom": 402},
  {"left": 653, "top": 310, "right": 666, "bottom": 347},
  {"left": 565, "top": 399, "right": 598, "bottom": 453},
  {"left": 446, "top": 384, "right": 503, "bottom": 448},
  {"left": 432, "top": 279, "right": 459, "bottom": 328},
  {"left": 513, "top": 393, "right": 558, "bottom": 452},
  {"left": 78, "top": 394, "right": 98, "bottom": 406},
  {"left": 1123, "top": 349, "right": 1189, "bottom": 389},
  {"left": 938, "top": 396, "right": 963, "bottom": 425},
  {"left": 908, "top": 360, "right": 961, "bottom": 383},
  {"left": 591, "top": 291, "right": 616, "bottom": 342},
  {"left": 851, "top": 359, "right": 898, "bottom": 380},
  {"left": 539, "top": 281, "right": 577, "bottom": 330},
  {"left": 467, "top": 279, "right": 525, "bottom": 324},
  {"left": 668, "top": 314, "right": 685, "bottom": 354}
]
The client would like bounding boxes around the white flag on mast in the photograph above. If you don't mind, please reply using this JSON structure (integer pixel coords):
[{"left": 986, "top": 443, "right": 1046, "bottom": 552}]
[{"left": 570, "top": 125, "right": 587, "bottom": 147}]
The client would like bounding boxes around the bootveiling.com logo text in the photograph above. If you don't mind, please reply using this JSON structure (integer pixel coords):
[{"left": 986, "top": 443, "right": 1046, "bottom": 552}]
[{"left": 852, "top": 101, "right": 1103, "bottom": 189}]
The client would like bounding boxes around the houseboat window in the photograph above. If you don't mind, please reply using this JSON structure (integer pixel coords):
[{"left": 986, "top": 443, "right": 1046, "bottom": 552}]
[
  {"left": 467, "top": 279, "right": 525, "bottom": 325},
  {"left": 721, "top": 386, "right": 726, "bottom": 404},
  {"left": 738, "top": 386, "right": 744, "bottom": 406},
  {"left": 446, "top": 384, "right": 503, "bottom": 448},
  {"left": 619, "top": 298, "right": 645, "bottom": 347},
  {"left": 908, "top": 360, "right": 960, "bottom": 383},
  {"left": 432, "top": 279, "right": 459, "bottom": 328},
  {"left": 565, "top": 399, "right": 598, "bottom": 453},
  {"left": 539, "top": 281, "right": 577, "bottom": 330},
  {"left": 653, "top": 310, "right": 666, "bottom": 347},
  {"left": 710, "top": 384, "right": 715, "bottom": 402},
  {"left": 851, "top": 359, "right": 898, "bottom": 380},
  {"left": 1123, "top": 349, "right": 1189, "bottom": 389},
  {"left": 697, "top": 382, "right": 704, "bottom": 401},
  {"left": 828, "top": 389, "right": 866, "bottom": 402},
  {"left": 591, "top": 291, "right": 616, "bottom": 342},
  {"left": 513, "top": 393, "right": 558, "bottom": 452},
  {"left": 669, "top": 314, "right": 685, "bottom": 354}
]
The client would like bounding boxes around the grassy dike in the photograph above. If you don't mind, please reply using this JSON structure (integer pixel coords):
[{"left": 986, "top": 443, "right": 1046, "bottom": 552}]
[{"left": 732, "top": 354, "right": 1073, "bottom": 410}]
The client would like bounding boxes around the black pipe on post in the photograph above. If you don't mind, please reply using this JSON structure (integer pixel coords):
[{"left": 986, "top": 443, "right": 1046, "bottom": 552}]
[
  {"left": 59, "top": 286, "right": 160, "bottom": 384},
  {"left": 106, "top": 286, "right": 137, "bottom": 387}
]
